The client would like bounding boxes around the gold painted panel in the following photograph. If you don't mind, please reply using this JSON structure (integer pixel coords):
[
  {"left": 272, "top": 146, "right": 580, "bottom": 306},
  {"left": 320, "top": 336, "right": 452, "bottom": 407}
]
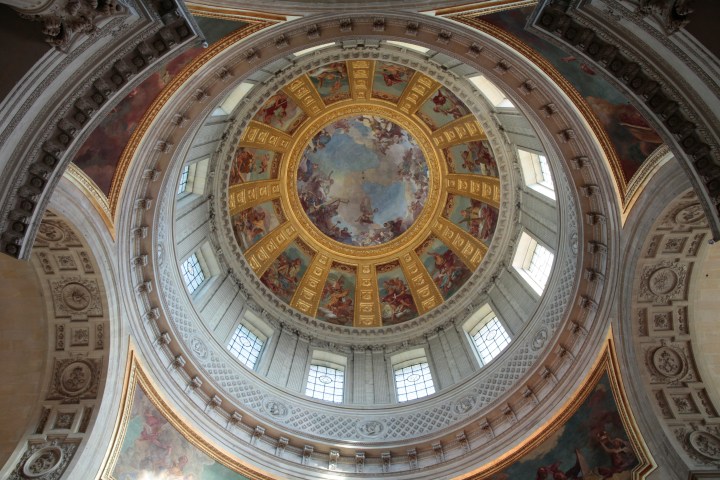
[
  {"left": 397, "top": 72, "right": 441, "bottom": 115},
  {"left": 228, "top": 180, "right": 281, "bottom": 215},
  {"left": 283, "top": 75, "right": 326, "bottom": 116},
  {"left": 354, "top": 263, "right": 381, "bottom": 327},
  {"left": 243, "top": 222, "right": 297, "bottom": 276},
  {"left": 290, "top": 252, "right": 332, "bottom": 316},
  {"left": 446, "top": 174, "right": 501, "bottom": 208},
  {"left": 431, "top": 217, "right": 488, "bottom": 270},
  {"left": 239, "top": 121, "right": 292, "bottom": 152},
  {"left": 399, "top": 250, "right": 444, "bottom": 314},
  {"left": 348, "top": 60, "right": 375, "bottom": 101},
  {"left": 431, "top": 115, "right": 487, "bottom": 149}
]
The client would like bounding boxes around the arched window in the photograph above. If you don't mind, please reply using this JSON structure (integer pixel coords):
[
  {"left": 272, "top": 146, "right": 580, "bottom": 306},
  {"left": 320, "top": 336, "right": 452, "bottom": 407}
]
[
  {"left": 392, "top": 349, "right": 435, "bottom": 402},
  {"left": 305, "top": 351, "right": 346, "bottom": 403}
]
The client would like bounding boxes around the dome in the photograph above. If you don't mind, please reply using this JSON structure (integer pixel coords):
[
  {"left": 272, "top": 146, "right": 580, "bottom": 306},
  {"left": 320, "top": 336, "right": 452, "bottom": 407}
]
[
  {"left": 3, "top": 3, "right": 720, "bottom": 480},
  {"left": 223, "top": 59, "right": 502, "bottom": 328},
  {"left": 157, "top": 20, "right": 579, "bottom": 477}
]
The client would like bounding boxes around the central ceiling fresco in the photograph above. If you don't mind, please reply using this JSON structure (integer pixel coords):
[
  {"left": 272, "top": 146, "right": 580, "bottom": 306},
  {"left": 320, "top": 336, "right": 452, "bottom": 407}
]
[{"left": 227, "top": 60, "right": 501, "bottom": 328}]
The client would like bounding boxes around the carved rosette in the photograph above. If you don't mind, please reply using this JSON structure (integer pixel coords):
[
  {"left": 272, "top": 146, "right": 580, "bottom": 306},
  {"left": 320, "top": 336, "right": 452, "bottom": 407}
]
[
  {"left": 9, "top": 439, "right": 78, "bottom": 480},
  {"left": 638, "top": 260, "right": 689, "bottom": 304},
  {"left": 46, "top": 357, "right": 101, "bottom": 402},
  {"left": 50, "top": 276, "right": 102, "bottom": 317}
]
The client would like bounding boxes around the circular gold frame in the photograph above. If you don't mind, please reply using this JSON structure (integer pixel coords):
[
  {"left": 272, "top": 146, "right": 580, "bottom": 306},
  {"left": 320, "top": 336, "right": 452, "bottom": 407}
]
[{"left": 280, "top": 100, "right": 447, "bottom": 263}]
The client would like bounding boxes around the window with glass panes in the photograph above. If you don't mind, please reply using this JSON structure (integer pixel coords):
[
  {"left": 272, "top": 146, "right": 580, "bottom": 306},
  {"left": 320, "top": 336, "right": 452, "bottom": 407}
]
[
  {"left": 227, "top": 324, "right": 264, "bottom": 369},
  {"left": 305, "top": 364, "right": 344, "bottom": 403},
  {"left": 177, "top": 165, "right": 190, "bottom": 194},
  {"left": 394, "top": 362, "right": 435, "bottom": 402},
  {"left": 180, "top": 253, "right": 205, "bottom": 294},
  {"left": 471, "top": 316, "right": 511, "bottom": 366},
  {"left": 526, "top": 242, "right": 553, "bottom": 291},
  {"left": 537, "top": 154, "right": 553, "bottom": 189}
]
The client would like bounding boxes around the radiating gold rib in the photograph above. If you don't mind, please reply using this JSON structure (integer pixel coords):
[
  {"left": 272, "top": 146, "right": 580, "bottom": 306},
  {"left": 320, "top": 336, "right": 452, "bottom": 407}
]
[
  {"left": 243, "top": 222, "right": 298, "bottom": 277},
  {"left": 399, "top": 251, "right": 444, "bottom": 314},
  {"left": 446, "top": 174, "right": 501, "bottom": 209},
  {"left": 354, "top": 263, "right": 381, "bottom": 327},
  {"left": 348, "top": 60, "right": 375, "bottom": 101},
  {"left": 397, "top": 72, "right": 441, "bottom": 115},
  {"left": 283, "top": 75, "right": 326, "bottom": 116},
  {"left": 431, "top": 217, "right": 489, "bottom": 270},
  {"left": 290, "top": 252, "right": 332, "bottom": 317},
  {"left": 228, "top": 180, "right": 281, "bottom": 215},
  {"left": 239, "top": 121, "right": 292, "bottom": 151},
  {"left": 431, "top": 115, "right": 487, "bottom": 149}
]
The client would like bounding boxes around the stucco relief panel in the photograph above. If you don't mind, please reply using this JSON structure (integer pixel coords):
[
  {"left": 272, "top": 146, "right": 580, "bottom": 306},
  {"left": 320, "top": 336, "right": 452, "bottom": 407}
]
[{"left": 632, "top": 192, "right": 720, "bottom": 468}]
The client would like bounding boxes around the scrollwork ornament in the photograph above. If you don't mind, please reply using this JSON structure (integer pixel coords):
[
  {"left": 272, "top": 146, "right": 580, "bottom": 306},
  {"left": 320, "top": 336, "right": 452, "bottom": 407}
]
[
  {"left": 651, "top": 345, "right": 686, "bottom": 379},
  {"left": 688, "top": 431, "right": 720, "bottom": 462},
  {"left": 21, "top": 446, "right": 63, "bottom": 478}
]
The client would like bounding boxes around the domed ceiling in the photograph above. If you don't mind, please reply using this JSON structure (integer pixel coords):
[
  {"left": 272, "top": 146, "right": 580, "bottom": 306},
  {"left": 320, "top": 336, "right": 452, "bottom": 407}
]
[{"left": 227, "top": 60, "right": 501, "bottom": 327}]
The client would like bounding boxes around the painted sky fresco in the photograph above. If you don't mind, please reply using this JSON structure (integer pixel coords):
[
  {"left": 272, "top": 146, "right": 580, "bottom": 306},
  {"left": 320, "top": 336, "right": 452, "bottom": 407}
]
[
  {"left": 231, "top": 200, "right": 282, "bottom": 250},
  {"left": 377, "top": 261, "right": 418, "bottom": 325},
  {"left": 252, "top": 91, "right": 307, "bottom": 133},
  {"left": 307, "top": 62, "right": 350, "bottom": 104},
  {"left": 112, "top": 385, "right": 250, "bottom": 480},
  {"left": 445, "top": 140, "right": 499, "bottom": 177},
  {"left": 418, "top": 236, "right": 472, "bottom": 299},
  {"left": 445, "top": 194, "right": 498, "bottom": 245},
  {"left": 229, "top": 147, "right": 280, "bottom": 185},
  {"left": 482, "top": 8, "right": 662, "bottom": 182},
  {"left": 317, "top": 264, "right": 356, "bottom": 325},
  {"left": 72, "top": 47, "right": 204, "bottom": 195},
  {"left": 372, "top": 62, "right": 414, "bottom": 102},
  {"left": 417, "top": 86, "right": 471, "bottom": 130},
  {"left": 260, "top": 241, "right": 311, "bottom": 304},
  {"left": 297, "top": 115, "right": 429, "bottom": 247},
  {"left": 488, "top": 373, "right": 638, "bottom": 480}
]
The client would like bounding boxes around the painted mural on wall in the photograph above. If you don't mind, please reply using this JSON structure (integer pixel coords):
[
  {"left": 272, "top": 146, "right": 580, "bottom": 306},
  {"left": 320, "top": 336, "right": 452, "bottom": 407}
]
[
  {"left": 297, "top": 115, "right": 429, "bottom": 247},
  {"left": 317, "top": 264, "right": 356, "bottom": 325},
  {"left": 445, "top": 140, "right": 499, "bottom": 177},
  {"left": 445, "top": 194, "right": 498, "bottom": 245},
  {"left": 417, "top": 86, "right": 471, "bottom": 131},
  {"left": 488, "top": 373, "right": 638, "bottom": 480},
  {"left": 260, "top": 240, "right": 312, "bottom": 304},
  {"left": 372, "top": 62, "right": 414, "bottom": 102},
  {"left": 417, "top": 236, "right": 472, "bottom": 299},
  {"left": 377, "top": 261, "right": 418, "bottom": 325},
  {"left": 229, "top": 147, "right": 280, "bottom": 185},
  {"left": 307, "top": 62, "right": 350, "bottom": 104},
  {"left": 482, "top": 8, "right": 662, "bottom": 182},
  {"left": 73, "top": 47, "right": 205, "bottom": 195},
  {"left": 111, "top": 385, "right": 251, "bottom": 480},
  {"left": 252, "top": 91, "right": 307, "bottom": 133},
  {"left": 231, "top": 200, "right": 283, "bottom": 250}
]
